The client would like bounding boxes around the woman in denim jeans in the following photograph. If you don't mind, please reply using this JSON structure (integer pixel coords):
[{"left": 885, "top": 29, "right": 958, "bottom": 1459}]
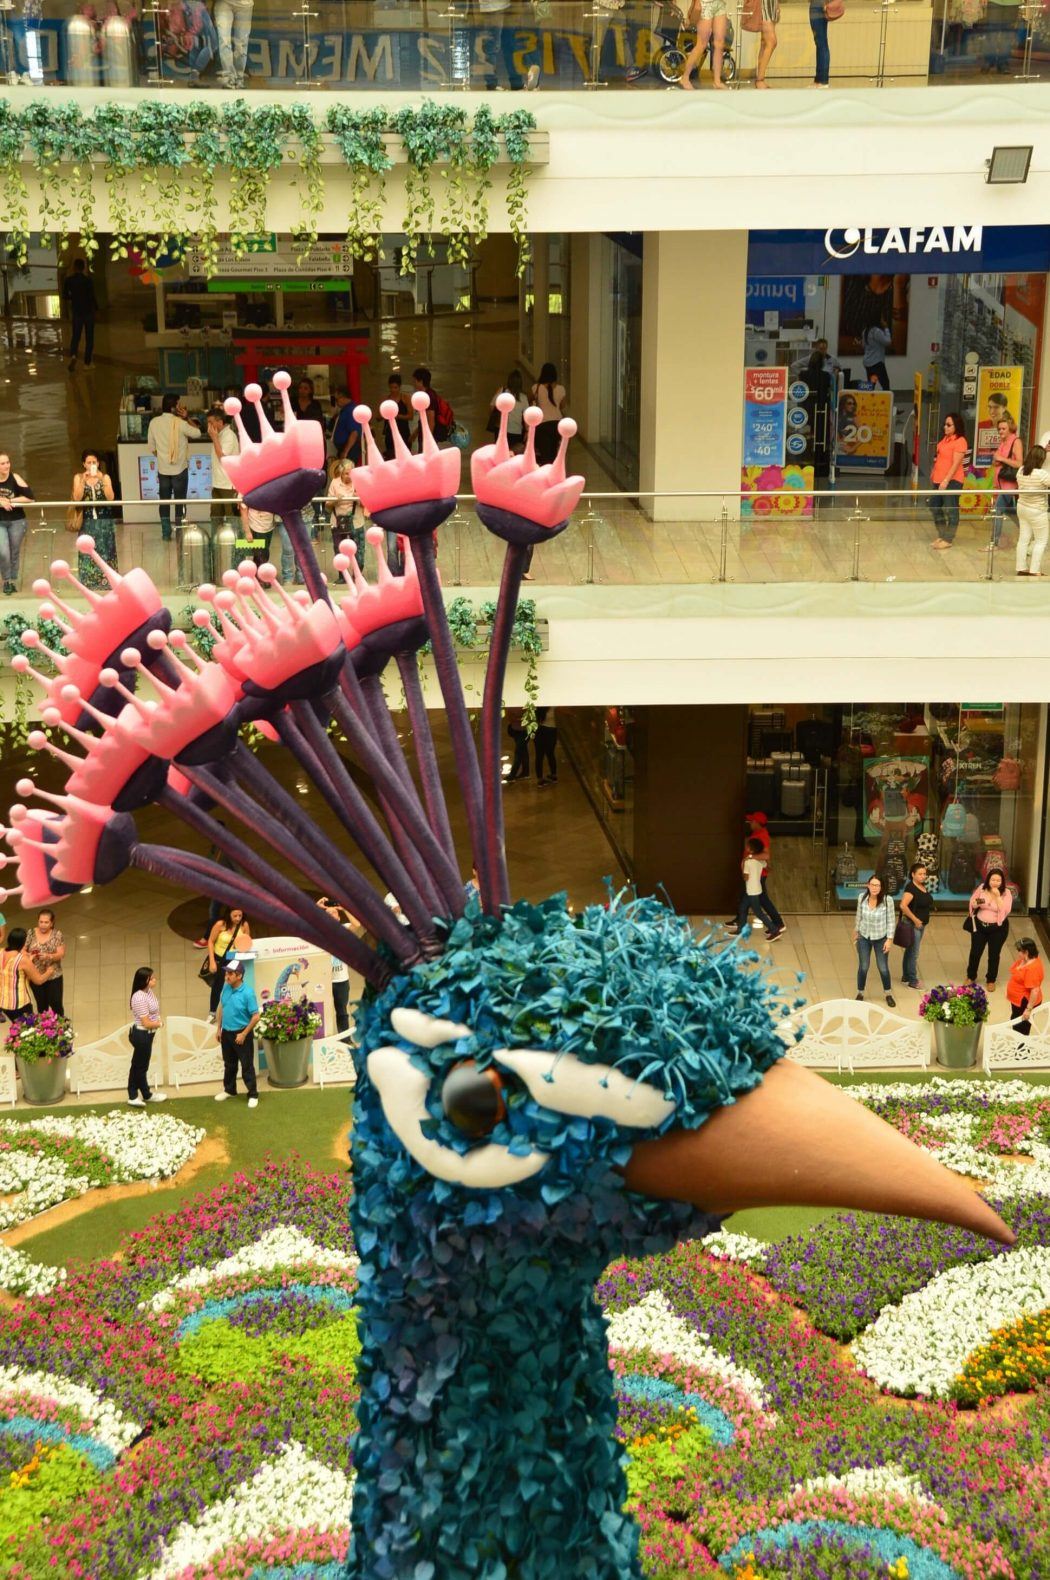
[
  {"left": 809, "top": 0, "right": 831, "bottom": 85},
  {"left": 0, "top": 453, "right": 33, "bottom": 596},
  {"left": 853, "top": 874, "right": 896, "bottom": 1006},
  {"left": 899, "top": 863, "right": 932, "bottom": 989}
]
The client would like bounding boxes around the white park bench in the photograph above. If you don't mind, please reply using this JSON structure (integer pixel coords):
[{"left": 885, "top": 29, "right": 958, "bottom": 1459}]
[
  {"left": 311, "top": 1032, "right": 357, "bottom": 1088},
  {"left": 982, "top": 1002, "right": 1050, "bottom": 1074},
  {"left": 783, "top": 997, "right": 929, "bottom": 1075}
]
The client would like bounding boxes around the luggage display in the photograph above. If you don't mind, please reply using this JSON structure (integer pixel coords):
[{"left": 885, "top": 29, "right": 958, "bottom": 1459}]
[
  {"left": 883, "top": 856, "right": 906, "bottom": 896},
  {"left": 748, "top": 709, "right": 787, "bottom": 758},
  {"left": 745, "top": 764, "right": 777, "bottom": 817},
  {"left": 795, "top": 717, "right": 835, "bottom": 766},
  {"left": 835, "top": 843, "right": 858, "bottom": 884},
  {"left": 780, "top": 778, "right": 807, "bottom": 819}
]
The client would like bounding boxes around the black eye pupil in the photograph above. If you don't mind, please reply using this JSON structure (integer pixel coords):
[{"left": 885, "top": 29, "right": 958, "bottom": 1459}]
[{"left": 442, "top": 1060, "right": 506, "bottom": 1139}]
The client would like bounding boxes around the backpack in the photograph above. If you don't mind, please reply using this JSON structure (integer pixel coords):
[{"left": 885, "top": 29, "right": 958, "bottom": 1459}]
[
  {"left": 835, "top": 843, "right": 857, "bottom": 883},
  {"left": 432, "top": 393, "right": 455, "bottom": 443},
  {"left": 994, "top": 756, "right": 1021, "bottom": 791},
  {"left": 941, "top": 799, "right": 966, "bottom": 838},
  {"left": 883, "top": 856, "right": 906, "bottom": 897},
  {"left": 949, "top": 847, "right": 974, "bottom": 894}
]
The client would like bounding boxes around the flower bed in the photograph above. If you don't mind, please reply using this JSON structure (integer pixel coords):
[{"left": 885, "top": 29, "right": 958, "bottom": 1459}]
[{"left": 0, "top": 1080, "right": 1047, "bottom": 1579}]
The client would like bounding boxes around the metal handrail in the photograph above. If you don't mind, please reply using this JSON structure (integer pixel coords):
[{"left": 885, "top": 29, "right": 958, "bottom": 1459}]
[{"left": 12, "top": 486, "right": 1004, "bottom": 507}]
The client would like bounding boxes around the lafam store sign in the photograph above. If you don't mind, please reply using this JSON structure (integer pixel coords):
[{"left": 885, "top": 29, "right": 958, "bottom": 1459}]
[{"left": 749, "top": 226, "right": 1050, "bottom": 277}]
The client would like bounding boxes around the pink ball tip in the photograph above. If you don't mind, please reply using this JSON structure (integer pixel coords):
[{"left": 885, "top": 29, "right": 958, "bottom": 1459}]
[
  {"left": 27, "top": 731, "right": 47, "bottom": 750},
  {"left": 10, "top": 655, "right": 28, "bottom": 673},
  {"left": 223, "top": 397, "right": 241, "bottom": 418},
  {"left": 168, "top": 630, "right": 187, "bottom": 648},
  {"left": 523, "top": 406, "right": 543, "bottom": 425},
  {"left": 9, "top": 806, "right": 27, "bottom": 824},
  {"left": 272, "top": 370, "right": 292, "bottom": 392},
  {"left": 120, "top": 648, "right": 142, "bottom": 669},
  {"left": 236, "top": 578, "right": 256, "bottom": 596},
  {"left": 50, "top": 560, "right": 70, "bottom": 577},
  {"left": 197, "top": 583, "right": 216, "bottom": 600},
  {"left": 333, "top": 554, "right": 349, "bottom": 573},
  {"left": 99, "top": 668, "right": 120, "bottom": 687},
  {"left": 60, "top": 684, "right": 81, "bottom": 701},
  {"left": 257, "top": 563, "right": 277, "bottom": 583},
  {"left": 236, "top": 558, "right": 258, "bottom": 575},
  {"left": 354, "top": 404, "right": 372, "bottom": 425},
  {"left": 192, "top": 610, "right": 213, "bottom": 628},
  {"left": 214, "top": 591, "right": 236, "bottom": 611},
  {"left": 146, "top": 629, "right": 168, "bottom": 649},
  {"left": 31, "top": 580, "right": 51, "bottom": 598},
  {"left": 558, "top": 417, "right": 577, "bottom": 439},
  {"left": 341, "top": 539, "right": 358, "bottom": 559},
  {"left": 222, "top": 570, "right": 240, "bottom": 588},
  {"left": 19, "top": 631, "right": 39, "bottom": 648},
  {"left": 244, "top": 383, "right": 263, "bottom": 403},
  {"left": 41, "top": 707, "right": 61, "bottom": 725},
  {"left": 496, "top": 392, "right": 515, "bottom": 413},
  {"left": 37, "top": 602, "right": 56, "bottom": 621},
  {"left": 75, "top": 535, "right": 96, "bottom": 554},
  {"left": 410, "top": 390, "right": 430, "bottom": 412},
  {"left": 379, "top": 399, "right": 399, "bottom": 422},
  {"left": 366, "top": 525, "right": 384, "bottom": 545},
  {"left": 293, "top": 589, "right": 310, "bottom": 606},
  {"left": 15, "top": 779, "right": 35, "bottom": 797}
]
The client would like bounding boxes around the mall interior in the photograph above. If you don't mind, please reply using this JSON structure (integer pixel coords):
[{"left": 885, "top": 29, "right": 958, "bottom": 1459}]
[{"left": 2, "top": 32, "right": 1050, "bottom": 1039}]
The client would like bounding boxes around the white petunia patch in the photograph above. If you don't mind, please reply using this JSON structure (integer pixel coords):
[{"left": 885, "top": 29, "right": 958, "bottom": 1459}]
[
  {"left": 146, "top": 1226, "right": 359, "bottom": 1313},
  {"left": 604, "top": 1289, "right": 774, "bottom": 1414},
  {"left": 0, "top": 1365, "right": 143, "bottom": 1453}
]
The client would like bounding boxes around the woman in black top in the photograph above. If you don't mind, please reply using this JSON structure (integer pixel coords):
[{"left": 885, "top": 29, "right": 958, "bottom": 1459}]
[
  {"left": 898, "top": 862, "right": 932, "bottom": 989},
  {"left": 0, "top": 452, "right": 33, "bottom": 595}
]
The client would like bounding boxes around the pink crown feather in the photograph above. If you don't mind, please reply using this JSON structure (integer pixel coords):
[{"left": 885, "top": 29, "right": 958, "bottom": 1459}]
[
  {"left": 471, "top": 401, "right": 585, "bottom": 530},
  {"left": 223, "top": 371, "right": 326, "bottom": 496},
  {"left": 334, "top": 530, "right": 426, "bottom": 649},
  {"left": 350, "top": 393, "right": 461, "bottom": 516}
]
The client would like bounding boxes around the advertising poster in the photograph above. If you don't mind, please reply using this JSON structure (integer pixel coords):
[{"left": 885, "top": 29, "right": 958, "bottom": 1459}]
[
  {"left": 863, "top": 756, "right": 929, "bottom": 841},
  {"left": 138, "top": 455, "right": 160, "bottom": 501},
  {"left": 835, "top": 389, "right": 894, "bottom": 472},
  {"left": 837, "top": 275, "right": 909, "bottom": 358},
  {"left": 974, "top": 365, "right": 1024, "bottom": 465},
  {"left": 742, "top": 367, "right": 788, "bottom": 468},
  {"left": 186, "top": 454, "right": 213, "bottom": 500}
]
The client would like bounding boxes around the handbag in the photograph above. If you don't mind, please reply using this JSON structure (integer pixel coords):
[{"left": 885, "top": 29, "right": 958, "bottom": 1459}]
[
  {"left": 998, "top": 463, "right": 1018, "bottom": 485},
  {"left": 65, "top": 505, "right": 84, "bottom": 534},
  {"left": 824, "top": 0, "right": 845, "bottom": 17},
  {"left": 741, "top": 0, "right": 763, "bottom": 29},
  {"left": 197, "top": 959, "right": 218, "bottom": 986},
  {"left": 485, "top": 407, "right": 501, "bottom": 437},
  {"left": 963, "top": 914, "right": 975, "bottom": 934},
  {"left": 893, "top": 917, "right": 915, "bottom": 948}
]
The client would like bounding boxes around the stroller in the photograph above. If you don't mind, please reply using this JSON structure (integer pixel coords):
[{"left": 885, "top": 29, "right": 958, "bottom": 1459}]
[{"left": 629, "top": 0, "right": 738, "bottom": 84}]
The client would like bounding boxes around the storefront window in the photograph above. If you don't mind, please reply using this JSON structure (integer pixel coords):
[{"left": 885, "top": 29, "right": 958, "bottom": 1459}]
[{"left": 592, "top": 234, "right": 642, "bottom": 491}]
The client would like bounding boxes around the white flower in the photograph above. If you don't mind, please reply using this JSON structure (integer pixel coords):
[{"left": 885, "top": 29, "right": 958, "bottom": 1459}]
[
  {"left": 800, "top": 1462, "right": 933, "bottom": 1504},
  {"left": 852, "top": 1245, "right": 1050, "bottom": 1398},
  {"left": 699, "top": 1229, "right": 769, "bottom": 1267},
  {"left": 145, "top": 1440, "right": 353, "bottom": 1580},
  {"left": 146, "top": 1226, "right": 359, "bottom": 1313},
  {"left": 0, "top": 1244, "right": 64, "bottom": 1298},
  {"left": 0, "top": 1365, "right": 142, "bottom": 1453},
  {"left": 604, "top": 1290, "right": 773, "bottom": 1413},
  {"left": 0, "top": 1154, "right": 87, "bottom": 1231}
]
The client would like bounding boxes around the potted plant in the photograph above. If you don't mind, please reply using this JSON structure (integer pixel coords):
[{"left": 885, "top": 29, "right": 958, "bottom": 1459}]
[
  {"left": 919, "top": 982, "right": 989, "bottom": 1068},
  {"left": 256, "top": 997, "right": 321, "bottom": 1089},
  {"left": 7, "top": 1010, "right": 75, "bottom": 1105}
]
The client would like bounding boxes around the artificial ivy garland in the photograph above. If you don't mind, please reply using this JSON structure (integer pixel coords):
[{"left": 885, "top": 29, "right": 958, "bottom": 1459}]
[{"left": 0, "top": 99, "right": 536, "bottom": 272}]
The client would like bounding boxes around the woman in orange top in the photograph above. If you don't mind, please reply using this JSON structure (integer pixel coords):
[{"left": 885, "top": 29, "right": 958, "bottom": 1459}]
[
  {"left": 1006, "top": 936, "right": 1043, "bottom": 1037},
  {"left": 928, "top": 412, "right": 969, "bottom": 550}
]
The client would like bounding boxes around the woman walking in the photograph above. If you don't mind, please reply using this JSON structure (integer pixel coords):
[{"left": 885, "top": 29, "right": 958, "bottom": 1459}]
[
  {"left": 898, "top": 862, "right": 932, "bottom": 989},
  {"left": 0, "top": 452, "right": 34, "bottom": 595},
  {"left": 128, "top": 966, "right": 166, "bottom": 1105},
  {"left": 991, "top": 415, "right": 1023, "bottom": 548},
  {"left": 965, "top": 869, "right": 1012, "bottom": 989},
  {"left": 1015, "top": 444, "right": 1050, "bottom": 577},
  {"left": 529, "top": 364, "right": 567, "bottom": 466},
  {"left": 1007, "top": 937, "right": 1043, "bottom": 1037},
  {"left": 206, "top": 906, "right": 252, "bottom": 1020},
  {"left": 928, "top": 413, "right": 969, "bottom": 549},
  {"left": 71, "top": 450, "right": 117, "bottom": 590},
  {"left": 26, "top": 909, "right": 65, "bottom": 1016},
  {"left": 853, "top": 874, "right": 896, "bottom": 1005},
  {"left": 0, "top": 928, "right": 49, "bottom": 1028}
]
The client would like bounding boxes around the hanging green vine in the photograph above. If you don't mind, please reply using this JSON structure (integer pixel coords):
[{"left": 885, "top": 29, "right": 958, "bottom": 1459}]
[
  {"left": 326, "top": 106, "right": 391, "bottom": 263},
  {"left": 436, "top": 595, "right": 543, "bottom": 734},
  {"left": 1, "top": 612, "right": 67, "bottom": 749},
  {"left": 0, "top": 101, "right": 538, "bottom": 277}
]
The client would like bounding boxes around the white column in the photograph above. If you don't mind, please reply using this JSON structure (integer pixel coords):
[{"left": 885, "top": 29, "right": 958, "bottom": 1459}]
[{"left": 639, "top": 231, "right": 748, "bottom": 520}]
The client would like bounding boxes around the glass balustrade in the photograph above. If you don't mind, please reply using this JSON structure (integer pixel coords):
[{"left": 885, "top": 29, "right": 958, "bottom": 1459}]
[
  {"left": 0, "top": 0, "right": 1047, "bottom": 90},
  {"left": 2, "top": 485, "right": 1026, "bottom": 602}
]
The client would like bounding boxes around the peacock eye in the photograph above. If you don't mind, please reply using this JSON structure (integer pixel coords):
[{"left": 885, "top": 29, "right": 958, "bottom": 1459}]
[{"left": 442, "top": 1060, "right": 507, "bottom": 1139}]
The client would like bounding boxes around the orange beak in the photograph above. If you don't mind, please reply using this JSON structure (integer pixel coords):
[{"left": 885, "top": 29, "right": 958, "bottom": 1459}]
[{"left": 624, "top": 1059, "right": 1015, "bottom": 1246}]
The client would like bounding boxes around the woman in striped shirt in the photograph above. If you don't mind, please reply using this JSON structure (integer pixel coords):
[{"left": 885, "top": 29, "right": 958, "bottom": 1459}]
[
  {"left": 852, "top": 874, "right": 896, "bottom": 1006},
  {"left": 0, "top": 928, "right": 50, "bottom": 1027},
  {"left": 128, "top": 966, "right": 166, "bottom": 1106}
]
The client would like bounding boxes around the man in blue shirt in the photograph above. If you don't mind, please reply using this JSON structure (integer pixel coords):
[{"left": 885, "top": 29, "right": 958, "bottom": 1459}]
[
  {"left": 331, "top": 388, "right": 361, "bottom": 462},
  {"left": 214, "top": 961, "right": 261, "bottom": 1107}
]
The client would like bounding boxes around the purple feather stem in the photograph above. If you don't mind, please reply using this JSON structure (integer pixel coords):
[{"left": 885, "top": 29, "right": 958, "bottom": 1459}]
[
  {"left": 358, "top": 674, "right": 446, "bottom": 921},
  {"left": 281, "top": 701, "right": 440, "bottom": 946},
  {"left": 408, "top": 533, "right": 492, "bottom": 907},
  {"left": 278, "top": 506, "right": 329, "bottom": 606},
  {"left": 155, "top": 787, "right": 396, "bottom": 984},
  {"left": 479, "top": 542, "right": 528, "bottom": 911},
  {"left": 189, "top": 752, "right": 420, "bottom": 965},
  {"left": 327, "top": 676, "right": 466, "bottom": 918},
  {"left": 395, "top": 650, "right": 457, "bottom": 866},
  {"left": 132, "top": 842, "right": 391, "bottom": 989}
]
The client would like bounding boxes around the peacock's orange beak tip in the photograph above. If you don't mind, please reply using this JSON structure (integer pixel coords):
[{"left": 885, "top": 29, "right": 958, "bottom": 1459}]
[{"left": 624, "top": 1058, "right": 1016, "bottom": 1247}]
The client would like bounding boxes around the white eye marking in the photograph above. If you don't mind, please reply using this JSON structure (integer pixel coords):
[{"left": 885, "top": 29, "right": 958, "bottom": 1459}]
[
  {"left": 390, "top": 1007, "right": 471, "bottom": 1049},
  {"left": 493, "top": 1049, "right": 676, "bottom": 1129},
  {"left": 367, "top": 1046, "right": 549, "bottom": 1189}
]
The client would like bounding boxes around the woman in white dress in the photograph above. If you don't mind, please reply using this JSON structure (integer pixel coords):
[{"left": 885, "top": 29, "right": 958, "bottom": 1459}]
[{"left": 1016, "top": 444, "right": 1050, "bottom": 577}]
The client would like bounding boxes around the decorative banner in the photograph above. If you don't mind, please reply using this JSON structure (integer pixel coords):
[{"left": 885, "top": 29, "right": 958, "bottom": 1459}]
[
  {"left": 863, "top": 756, "right": 930, "bottom": 841},
  {"left": 835, "top": 389, "right": 894, "bottom": 473},
  {"left": 974, "top": 365, "right": 1024, "bottom": 466},
  {"left": 742, "top": 367, "right": 788, "bottom": 468}
]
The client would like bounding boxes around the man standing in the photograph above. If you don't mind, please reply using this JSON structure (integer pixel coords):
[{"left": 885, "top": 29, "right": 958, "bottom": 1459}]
[
  {"left": 207, "top": 408, "right": 240, "bottom": 531},
  {"left": 147, "top": 394, "right": 201, "bottom": 541},
  {"left": 62, "top": 258, "right": 98, "bottom": 372},
  {"left": 331, "top": 388, "right": 361, "bottom": 462},
  {"left": 214, "top": 960, "right": 260, "bottom": 1107}
]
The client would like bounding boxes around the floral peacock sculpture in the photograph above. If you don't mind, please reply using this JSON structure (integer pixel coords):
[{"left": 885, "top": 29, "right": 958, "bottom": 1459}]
[{"left": 1, "top": 375, "right": 1013, "bottom": 1579}]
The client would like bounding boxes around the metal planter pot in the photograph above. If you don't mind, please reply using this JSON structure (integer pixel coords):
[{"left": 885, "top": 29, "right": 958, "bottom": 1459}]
[
  {"left": 262, "top": 1036, "right": 311, "bottom": 1089},
  {"left": 933, "top": 1021, "right": 981, "bottom": 1069},
  {"left": 17, "top": 1056, "right": 67, "bottom": 1105}
]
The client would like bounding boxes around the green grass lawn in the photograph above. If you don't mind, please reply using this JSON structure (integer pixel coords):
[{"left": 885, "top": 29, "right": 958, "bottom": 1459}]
[{"left": 24, "top": 1087, "right": 352, "bottom": 1271}]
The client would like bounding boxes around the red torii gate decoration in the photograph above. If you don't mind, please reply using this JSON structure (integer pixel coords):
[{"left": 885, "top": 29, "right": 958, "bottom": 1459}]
[{"left": 231, "top": 329, "right": 371, "bottom": 400}]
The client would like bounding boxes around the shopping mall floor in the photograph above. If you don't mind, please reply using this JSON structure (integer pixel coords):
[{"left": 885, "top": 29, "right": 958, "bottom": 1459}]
[{"left": 0, "top": 274, "right": 1021, "bottom": 593}]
